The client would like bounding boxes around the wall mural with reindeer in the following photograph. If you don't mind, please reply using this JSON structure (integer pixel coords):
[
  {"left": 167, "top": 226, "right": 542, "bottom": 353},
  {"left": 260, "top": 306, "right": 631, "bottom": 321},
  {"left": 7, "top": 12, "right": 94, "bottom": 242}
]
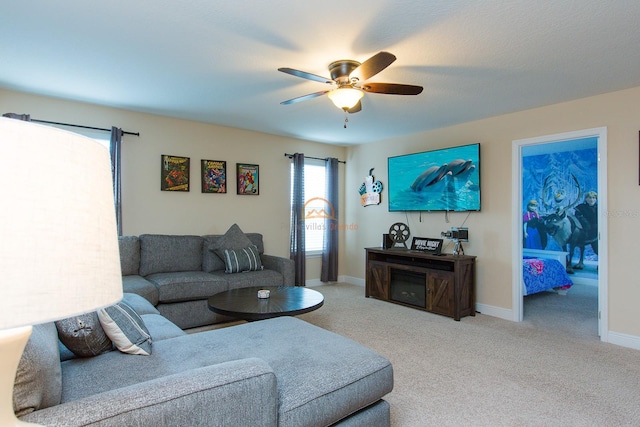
[{"left": 522, "top": 137, "right": 598, "bottom": 276}]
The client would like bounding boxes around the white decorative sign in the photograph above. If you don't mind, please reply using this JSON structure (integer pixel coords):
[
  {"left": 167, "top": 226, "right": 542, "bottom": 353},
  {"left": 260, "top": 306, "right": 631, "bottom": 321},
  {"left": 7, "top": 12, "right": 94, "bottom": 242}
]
[{"left": 359, "top": 168, "right": 383, "bottom": 207}]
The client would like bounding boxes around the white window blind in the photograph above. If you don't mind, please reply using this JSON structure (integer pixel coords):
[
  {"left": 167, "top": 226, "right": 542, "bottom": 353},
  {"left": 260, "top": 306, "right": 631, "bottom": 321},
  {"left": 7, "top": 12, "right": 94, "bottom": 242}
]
[{"left": 291, "top": 159, "right": 326, "bottom": 254}]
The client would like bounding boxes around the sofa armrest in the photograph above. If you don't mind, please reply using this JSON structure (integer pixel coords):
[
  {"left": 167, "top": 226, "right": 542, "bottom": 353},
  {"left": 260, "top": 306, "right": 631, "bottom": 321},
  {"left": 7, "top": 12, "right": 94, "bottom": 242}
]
[
  {"left": 261, "top": 254, "right": 295, "bottom": 286},
  {"left": 19, "top": 358, "right": 277, "bottom": 427}
]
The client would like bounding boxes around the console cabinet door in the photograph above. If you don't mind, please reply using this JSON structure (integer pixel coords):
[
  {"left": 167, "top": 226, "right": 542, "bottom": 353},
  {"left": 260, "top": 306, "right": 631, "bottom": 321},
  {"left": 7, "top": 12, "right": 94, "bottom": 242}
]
[
  {"left": 426, "top": 271, "right": 455, "bottom": 317},
  {"left": 367, "top": 261, "right": 389, "bottom": 299}
]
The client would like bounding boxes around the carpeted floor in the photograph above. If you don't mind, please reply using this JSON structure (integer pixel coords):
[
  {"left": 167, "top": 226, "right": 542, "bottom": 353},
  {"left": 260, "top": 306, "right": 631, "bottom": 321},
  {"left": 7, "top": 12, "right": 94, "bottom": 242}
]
[
  {"left": 523, "top": 282, "right": 598, "bottom": 339},
  {"left": 297, "top": 283, "right": 639, "bottom": 427}
]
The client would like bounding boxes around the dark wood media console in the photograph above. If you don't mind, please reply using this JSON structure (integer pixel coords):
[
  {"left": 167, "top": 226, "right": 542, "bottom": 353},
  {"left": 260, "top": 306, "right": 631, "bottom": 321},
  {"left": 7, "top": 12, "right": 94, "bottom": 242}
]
[{"left": 365, "top": 247, "right": 476, "bottom": 320}]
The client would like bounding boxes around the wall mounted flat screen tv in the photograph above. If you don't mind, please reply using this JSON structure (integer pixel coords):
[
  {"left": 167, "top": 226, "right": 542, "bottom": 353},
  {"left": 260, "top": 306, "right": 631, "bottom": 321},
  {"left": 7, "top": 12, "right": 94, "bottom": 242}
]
[{"left": 387, "top": 143, "right": 481, "bottom": 212}]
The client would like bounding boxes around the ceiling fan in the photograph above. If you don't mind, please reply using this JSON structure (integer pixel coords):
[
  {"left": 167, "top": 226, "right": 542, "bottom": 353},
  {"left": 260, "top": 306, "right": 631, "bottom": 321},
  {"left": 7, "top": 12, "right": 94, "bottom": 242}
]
[{"left": 278, "top": 51, "right": 423, "bottom": 117}]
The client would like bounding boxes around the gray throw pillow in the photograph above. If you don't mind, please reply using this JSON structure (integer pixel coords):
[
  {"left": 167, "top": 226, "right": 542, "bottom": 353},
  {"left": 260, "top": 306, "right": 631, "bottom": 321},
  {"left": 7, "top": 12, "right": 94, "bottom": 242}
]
[
  {"left": 210, "top": 223, "right": 253, "bottom": 254},
  {"left": 98, "top": 301, "right": 152, "bottom": 356},
  {"left": 13, "top": 323, "right": 62, "bottom": 416},
  {"left": 55, "top": 312, "right": 113, "bottom": 357},
  {"left": 219, "top": 245, "right": 264, "bottom": 273}
]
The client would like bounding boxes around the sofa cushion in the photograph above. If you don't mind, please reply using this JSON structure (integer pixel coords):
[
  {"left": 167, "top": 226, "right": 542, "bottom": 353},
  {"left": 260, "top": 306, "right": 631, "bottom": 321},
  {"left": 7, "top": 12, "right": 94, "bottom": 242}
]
[
  {"left": 219, "top": 245, "right": 264, "bottom": 273},
  {"left": 146, "top": 271, "right": 227, "bottom": 303},
  {"left": 13, "top": 323, "right": 62, "bottom": 416},
  {"left": 211, "top": 268, "right": 284, "bottom": 290},
  {"left": 118, "top": 236, "right": 140, "bottom": 276},
  {"left": 138, "top": 234, "right": 203, "bottom": 276},
  {"left": 214, "top": 317, "right": 393, "bottom": 426},
  {"left": 156, "top": 300, "right": 222, "bottom": 330},
  {"left": 122, "top": 275, "right": 159, "bottom": 305},
  {"left": 123, "top": 292, "right": 160, "bottom": 315},
  {"left": 98, "top": 302, "right": 152, "bottom": 356},
  {"left": 55, "top": 312, "right": 113, "bottom": 357},
  {"left": 140, "top": 313, "right": 186, "bottom": 341}
]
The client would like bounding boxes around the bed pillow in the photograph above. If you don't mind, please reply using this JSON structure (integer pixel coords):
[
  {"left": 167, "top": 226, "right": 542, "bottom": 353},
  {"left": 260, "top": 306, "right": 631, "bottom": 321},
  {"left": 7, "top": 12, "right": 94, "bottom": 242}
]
[
  {"left": 219, "top": 245, "right": 264, "bottom": 273},
  {"left": 54, "top": 312, "right": 113, "bottom": 357},
  {"left": 97, "top": 302, "right": 152, "bottom": 356}
]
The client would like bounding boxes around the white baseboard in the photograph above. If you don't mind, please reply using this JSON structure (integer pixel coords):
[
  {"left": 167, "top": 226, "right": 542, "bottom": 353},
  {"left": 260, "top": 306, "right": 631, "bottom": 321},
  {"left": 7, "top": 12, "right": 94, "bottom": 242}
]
[
  {"left": 340, "top": 275, "right": 364, "bottom": 286},
  {"left": 306, "top": 276, "right": 363, "bottom": 287},
  {"left": 475, "top": 303, "right": 513, "bottom": 321},
  {"left": 304, "top": 279, "right": 324, "bottom": 287},
  {"left": 475, "top": 305, "right": 640, "bottom": 351},
  {"left": 606, "top": 331, "right": 640, "bottom": 350},
  {"left": 315, "top": 279, "right": 640, "bottom": 351}
]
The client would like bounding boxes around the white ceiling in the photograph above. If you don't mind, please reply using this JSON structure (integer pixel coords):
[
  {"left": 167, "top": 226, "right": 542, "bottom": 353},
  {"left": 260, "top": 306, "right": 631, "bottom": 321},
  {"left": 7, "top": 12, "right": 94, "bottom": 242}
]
[{"left": 2, "top": 1, "right": 640, "bottom": 145}]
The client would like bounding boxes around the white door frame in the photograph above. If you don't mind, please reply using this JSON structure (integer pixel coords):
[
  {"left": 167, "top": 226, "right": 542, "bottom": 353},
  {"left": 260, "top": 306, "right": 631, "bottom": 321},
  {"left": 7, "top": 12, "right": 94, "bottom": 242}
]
[{"left": 511, "top": 127, "right": 608, "bottom": 341}]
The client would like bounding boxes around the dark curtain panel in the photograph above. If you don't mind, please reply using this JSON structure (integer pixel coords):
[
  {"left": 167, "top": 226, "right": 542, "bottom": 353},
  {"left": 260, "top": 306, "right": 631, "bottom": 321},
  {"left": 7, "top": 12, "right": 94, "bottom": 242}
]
[
  {"left": 2, "top": 113, "right": 31, "bottom": 121},
  {"left": 109, "top": 127, "right": 123, "bottom": 236},
  {"left": 321, "top": 157, "right": 339, "bottom": 282},
  {"left": 290, "top": 153, "right": 306, "bottom": 286}
]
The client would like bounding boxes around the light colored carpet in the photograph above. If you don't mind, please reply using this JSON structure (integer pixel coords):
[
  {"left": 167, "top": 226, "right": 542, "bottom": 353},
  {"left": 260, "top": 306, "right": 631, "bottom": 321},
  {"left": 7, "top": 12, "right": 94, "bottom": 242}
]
[
  {"left": 297, "top": 283, "right": 640, "bottom": 427},
  {"left": 523, "top": 282, "right": 598, "bottom": 339}
]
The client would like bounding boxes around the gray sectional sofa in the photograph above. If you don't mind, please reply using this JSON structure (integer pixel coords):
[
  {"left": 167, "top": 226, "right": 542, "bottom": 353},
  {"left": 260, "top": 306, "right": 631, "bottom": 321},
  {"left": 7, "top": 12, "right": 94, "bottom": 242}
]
[
  {"left": 15, "top": 293, "right": 394, "bottom": 426},
  {"left": 14, "top": 225, "right": 394, "bottom": 425},
  {"left": 119, "top": 225, "right": 295, "bottom": 329}
]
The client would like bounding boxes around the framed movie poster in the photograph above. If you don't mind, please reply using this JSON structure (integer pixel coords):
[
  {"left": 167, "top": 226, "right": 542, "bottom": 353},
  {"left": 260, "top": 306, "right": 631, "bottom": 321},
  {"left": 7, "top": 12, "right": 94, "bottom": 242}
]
[
  {"left": 161, "top": 155, "right": 190, "bottom": 191},
  {"left": 237, "top": 163, "right": 259, "bottom": 195},
  {"left": 201, "top": 159, "right": 227, "bottom": 193}
]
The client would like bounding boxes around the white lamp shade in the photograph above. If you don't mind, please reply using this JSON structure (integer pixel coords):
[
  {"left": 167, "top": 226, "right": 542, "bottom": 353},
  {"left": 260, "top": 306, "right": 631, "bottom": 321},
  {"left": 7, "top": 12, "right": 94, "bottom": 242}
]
[
  {"left": 327, "top": 87, "right": 364, "bottom": 110},
  {"left": 0, "top": 118, "right": 123, "bottom": 330}
]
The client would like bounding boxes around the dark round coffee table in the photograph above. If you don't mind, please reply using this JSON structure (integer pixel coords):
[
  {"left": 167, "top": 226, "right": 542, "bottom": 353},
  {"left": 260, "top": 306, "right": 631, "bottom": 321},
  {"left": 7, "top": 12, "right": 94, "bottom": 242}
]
[{"left": 207, "top": 286, "right": 324, "bottom": 321}]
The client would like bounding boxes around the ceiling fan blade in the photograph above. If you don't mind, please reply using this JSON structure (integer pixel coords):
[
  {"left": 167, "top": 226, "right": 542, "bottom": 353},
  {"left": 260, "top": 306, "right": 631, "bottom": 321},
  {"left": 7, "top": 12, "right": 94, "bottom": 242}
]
[
  {"left": 347, "top": 100, "right": 362, "bottom": 114},
  {"left": 361, "top": 82, "right": 423, "bottom": 95},
  {"left": 278, "top": 68, "right": 333, "bottom": 84},
  {"left": 349, "top": 51, "right": 396, "bottom": 81},
  {"left": 280, "top": 90, "right": 330, "bottom": 105}
]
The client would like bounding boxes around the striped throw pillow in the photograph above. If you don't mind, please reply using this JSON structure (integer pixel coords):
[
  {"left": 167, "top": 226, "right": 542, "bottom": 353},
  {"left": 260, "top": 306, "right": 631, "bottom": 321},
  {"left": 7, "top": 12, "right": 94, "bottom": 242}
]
[
  {"left": 220, "top": 245, "right": 264, "bottom": 273},
  {"left": 97, "top": 302, "right": 152, "bottom": 356}
]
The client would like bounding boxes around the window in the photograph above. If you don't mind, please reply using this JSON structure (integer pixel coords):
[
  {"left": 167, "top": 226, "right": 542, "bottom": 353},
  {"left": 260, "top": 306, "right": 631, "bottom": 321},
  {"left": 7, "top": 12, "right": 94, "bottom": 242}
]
[{"left": 291, "top": 159, "right": 326, "bottom": 254}]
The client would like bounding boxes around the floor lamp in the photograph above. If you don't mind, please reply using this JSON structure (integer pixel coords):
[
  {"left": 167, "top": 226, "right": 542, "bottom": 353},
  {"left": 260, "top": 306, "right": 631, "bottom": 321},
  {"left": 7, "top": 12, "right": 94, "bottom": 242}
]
[{"left": 0, "top": 117, "right": 123, "bottom": 426}]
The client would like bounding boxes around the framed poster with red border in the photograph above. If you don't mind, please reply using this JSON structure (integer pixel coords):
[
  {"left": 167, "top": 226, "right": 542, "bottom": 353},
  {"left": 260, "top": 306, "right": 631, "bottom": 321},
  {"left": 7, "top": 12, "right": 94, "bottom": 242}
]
[
  {"left": 161, "top": 155, "right": 190, "bottom": 191},
  {"left": 201, "top": 159, "right": 227, "bottom": 193},
  {"left": 237, "top": 163, "right": 259, "bottom": 195}
]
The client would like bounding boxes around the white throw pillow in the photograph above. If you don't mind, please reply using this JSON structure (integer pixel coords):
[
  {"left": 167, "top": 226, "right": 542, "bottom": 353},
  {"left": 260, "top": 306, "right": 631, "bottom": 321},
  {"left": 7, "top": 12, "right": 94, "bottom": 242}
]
[{"left": 97, "top": 301, "right": 152, "bottom": 356}]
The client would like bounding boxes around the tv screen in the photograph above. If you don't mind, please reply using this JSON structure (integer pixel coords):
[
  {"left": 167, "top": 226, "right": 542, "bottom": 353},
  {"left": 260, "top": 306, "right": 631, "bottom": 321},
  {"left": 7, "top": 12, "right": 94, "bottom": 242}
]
[{"left": 387, "top": 143, "right": 481, "bottom": 212}]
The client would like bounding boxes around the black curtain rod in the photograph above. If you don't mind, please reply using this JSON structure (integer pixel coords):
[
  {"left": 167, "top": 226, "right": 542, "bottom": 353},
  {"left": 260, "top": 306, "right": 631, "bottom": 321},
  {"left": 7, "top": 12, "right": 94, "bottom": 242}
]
[
  {"left": 31, "top": 119, "right": 140, "bottom": 137},
  {"left": 284, "top": 153, "right": 346, "bottom": 164}
]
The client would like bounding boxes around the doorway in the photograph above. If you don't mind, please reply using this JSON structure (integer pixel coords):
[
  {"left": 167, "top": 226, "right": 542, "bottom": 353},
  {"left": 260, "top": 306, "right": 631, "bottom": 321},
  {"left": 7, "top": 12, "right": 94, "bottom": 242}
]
[{"left": 511, "top": 127, "right": 608, "bottom": 341}]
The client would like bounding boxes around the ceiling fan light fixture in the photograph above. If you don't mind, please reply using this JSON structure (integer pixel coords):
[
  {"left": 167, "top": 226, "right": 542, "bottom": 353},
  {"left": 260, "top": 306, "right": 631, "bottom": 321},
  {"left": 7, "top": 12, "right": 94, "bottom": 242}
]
[{"left": 328, "top": 87, "right": 364, "bottom": 111}]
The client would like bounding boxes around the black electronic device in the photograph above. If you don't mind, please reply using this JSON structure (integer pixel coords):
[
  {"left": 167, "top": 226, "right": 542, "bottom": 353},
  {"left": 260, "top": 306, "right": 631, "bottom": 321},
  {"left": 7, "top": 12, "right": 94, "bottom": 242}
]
[
  {"left": 382, "top": 233, "right": 394, "bottom": 249},
  {"left": 388, "top": 143, "right": 480, "bottom": 212},
  {"left": 441, "top": 227, "right": 469, "bottom": 255}
]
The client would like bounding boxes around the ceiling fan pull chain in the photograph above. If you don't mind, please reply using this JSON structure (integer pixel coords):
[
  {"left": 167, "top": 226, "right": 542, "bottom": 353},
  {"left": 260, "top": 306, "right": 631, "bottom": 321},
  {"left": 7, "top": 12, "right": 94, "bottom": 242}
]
[{"left": 344, "top": 111, "right": 349, "bottom": 128}]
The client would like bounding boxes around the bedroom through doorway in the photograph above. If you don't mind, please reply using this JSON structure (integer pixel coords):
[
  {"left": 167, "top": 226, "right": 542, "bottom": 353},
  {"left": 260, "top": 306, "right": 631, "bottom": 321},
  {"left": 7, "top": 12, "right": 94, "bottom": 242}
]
[{"left": 511, "top": 128, "right": 608, "bottom": 341}]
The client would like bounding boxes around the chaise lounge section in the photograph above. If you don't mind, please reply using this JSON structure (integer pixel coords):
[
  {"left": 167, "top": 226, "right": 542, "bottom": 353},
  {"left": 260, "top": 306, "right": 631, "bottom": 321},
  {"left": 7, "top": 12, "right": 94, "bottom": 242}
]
[{"left": 15, "top": 293, "right": 394, "bottom": 426}]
